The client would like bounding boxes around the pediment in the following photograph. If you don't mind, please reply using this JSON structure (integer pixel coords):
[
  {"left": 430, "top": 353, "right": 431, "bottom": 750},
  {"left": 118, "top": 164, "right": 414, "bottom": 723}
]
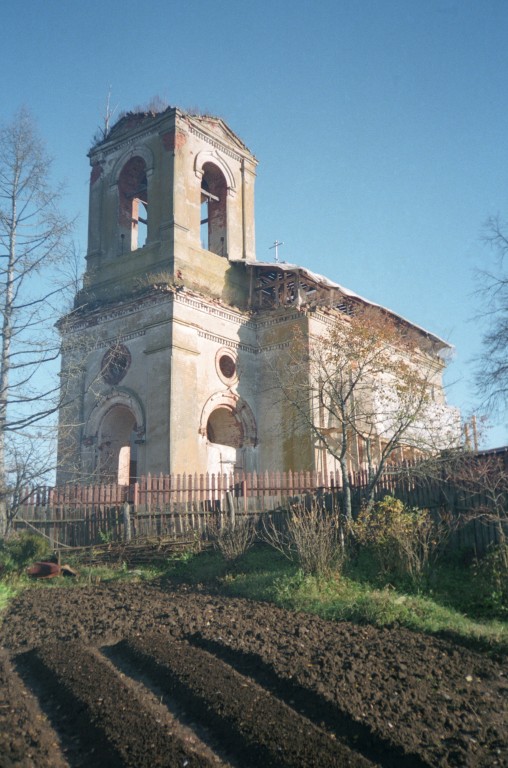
[{"left": 187, "top": 114, "right": 255, "bottom": 157}]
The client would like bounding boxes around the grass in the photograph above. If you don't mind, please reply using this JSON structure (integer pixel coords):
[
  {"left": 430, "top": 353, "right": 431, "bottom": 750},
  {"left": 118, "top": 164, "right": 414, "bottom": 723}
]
[
  {"left": 0, "top": 560, "right": 167, "bottom": 607},
  {"left": 1, "top": 542, "right": 507, "bottom": 656},
  {"left": 0, "top": 579, "right": 20, "bottom": 614},
  {"left": 268, "top": 571, "right": 508, "bottom": 654}
]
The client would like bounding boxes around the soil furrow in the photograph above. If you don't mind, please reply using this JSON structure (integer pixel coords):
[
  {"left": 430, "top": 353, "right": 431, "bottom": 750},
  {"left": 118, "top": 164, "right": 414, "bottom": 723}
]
[
  {"left": 15, "top": 642, "right": 218, "bottom": 768},
  {"left": 102, "top": 643, "right": 239, "bottom": 767},
  {"left": 0, "top": 649, "right": 70, "bottom": 768},
  {"left": 1, "top": 584, "right": 506, "bottom": 766},
  {"left": 115, "top": 634, "right": 375, "bottom": 768},
  {"left": 186, "top": 632, "right": 430, "bottom": 768}
]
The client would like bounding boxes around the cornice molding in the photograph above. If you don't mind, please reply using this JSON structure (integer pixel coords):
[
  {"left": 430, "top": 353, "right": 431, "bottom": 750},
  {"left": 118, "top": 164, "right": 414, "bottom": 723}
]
[
  {"left": 174, "top": 292, "right": 252, "bottom": 327},
  {"left": 197, "top": 330, "right": 256, "bottom": 354}
]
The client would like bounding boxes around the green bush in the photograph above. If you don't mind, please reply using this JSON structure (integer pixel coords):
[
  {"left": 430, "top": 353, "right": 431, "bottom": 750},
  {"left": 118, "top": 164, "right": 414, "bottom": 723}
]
[
  {"left": 352, "top": 496, "right": 443, "bottom": 583},
  {"left": 0, "top": 533, "right": 53, "bottom": 574},
  {"left": 472, "top": 544, "right": 508, "bottom": 615}
]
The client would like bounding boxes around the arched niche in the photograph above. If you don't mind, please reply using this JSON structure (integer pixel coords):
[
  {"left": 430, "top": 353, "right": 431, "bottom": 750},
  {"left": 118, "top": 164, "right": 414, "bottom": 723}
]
[{"left": 207, "top": 407, "right": 244, "bottom": 448}]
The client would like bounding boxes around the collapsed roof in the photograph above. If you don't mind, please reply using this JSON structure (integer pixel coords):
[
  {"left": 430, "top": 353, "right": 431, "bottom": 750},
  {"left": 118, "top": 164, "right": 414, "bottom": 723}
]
[{"left": 244, "top": 260, "right": 451, "bottom": 353}]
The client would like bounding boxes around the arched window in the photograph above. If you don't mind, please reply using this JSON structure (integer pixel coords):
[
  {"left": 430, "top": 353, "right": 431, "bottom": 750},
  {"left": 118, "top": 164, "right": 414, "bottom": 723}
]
[
  {"left": 200, "top": 163, "right": 227, "bottom": 256},
  {"left": 118, "top": 156, "right": 148, "bottom": 252}
]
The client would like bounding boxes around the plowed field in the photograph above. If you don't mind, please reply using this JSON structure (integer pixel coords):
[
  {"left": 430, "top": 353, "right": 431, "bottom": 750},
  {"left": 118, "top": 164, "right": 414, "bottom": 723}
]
[{"left": 0, "top": 582, "right": 506, "bottom": 767}]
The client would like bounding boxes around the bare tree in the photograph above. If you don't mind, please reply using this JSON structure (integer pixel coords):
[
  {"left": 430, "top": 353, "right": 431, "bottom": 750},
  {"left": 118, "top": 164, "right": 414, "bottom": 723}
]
[
  {"left": 440, "top": 450, "right": 508, "bottom": 553},
  {"left": 1, "top": 431, "right": 56, "bottom": 536},
  {"left": 476, "top": 215, "right": 508, "bottom": 414},
  {"left": 0, "top": 108, "right": 74, "bottom": 536},
  {"left": 273, "top": 309, "right": 460, "bottom": 519}
]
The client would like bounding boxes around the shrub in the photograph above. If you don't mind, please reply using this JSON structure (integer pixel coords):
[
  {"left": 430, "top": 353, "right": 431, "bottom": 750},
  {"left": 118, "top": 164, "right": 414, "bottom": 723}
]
[
  {"left": 0, "top": 532, "right": 53, "bottom": 574},
  {"left": 208, "top": 516, "right": 256, "bottom": 562},
  {"left": 353, "top": 496, "right": 445, "bottom": 583},
  {"left": 261, "top": 502, "right": 344, "bottom": 577},
  {"left": 472, "top": 543, "right": 508, "bottom": 615}
]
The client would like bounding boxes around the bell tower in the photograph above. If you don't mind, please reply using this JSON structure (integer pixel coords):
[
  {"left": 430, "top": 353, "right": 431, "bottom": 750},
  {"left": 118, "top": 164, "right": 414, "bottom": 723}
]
[
  {"left": 58, "top": 107, "right": 260, "bottom": 484},
  {"left": 78, "top": 107, "right": 258, "bottom": 309}
]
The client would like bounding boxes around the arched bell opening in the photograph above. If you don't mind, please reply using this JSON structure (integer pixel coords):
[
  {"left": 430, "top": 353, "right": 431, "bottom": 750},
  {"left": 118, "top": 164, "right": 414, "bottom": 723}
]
[
  {"left": 200, "top": 162, "right": 227, "bottom": 256},
  {"left": 118, "top": 156, "right": 148, "bottom": 252}
]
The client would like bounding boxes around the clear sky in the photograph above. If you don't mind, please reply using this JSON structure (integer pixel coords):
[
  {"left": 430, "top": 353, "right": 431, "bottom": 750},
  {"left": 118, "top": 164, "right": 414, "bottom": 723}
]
[{"left": 2, "top": 0, "right": 508, "bottom": 447}]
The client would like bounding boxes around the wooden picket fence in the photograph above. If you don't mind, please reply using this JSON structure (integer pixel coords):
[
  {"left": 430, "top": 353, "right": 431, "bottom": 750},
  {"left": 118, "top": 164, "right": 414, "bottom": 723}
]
[
  {"left": 12, "top": 469, "right": 334, "bottom": 548},
  {"left": 9, "top": 464, "right": 508, "bottom": 554}
]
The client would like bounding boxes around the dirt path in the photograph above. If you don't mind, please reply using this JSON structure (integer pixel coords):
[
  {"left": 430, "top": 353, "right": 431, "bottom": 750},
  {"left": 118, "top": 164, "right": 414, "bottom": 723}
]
[{"left": 0, "top": 582, "right": 506, "bottom": 767}]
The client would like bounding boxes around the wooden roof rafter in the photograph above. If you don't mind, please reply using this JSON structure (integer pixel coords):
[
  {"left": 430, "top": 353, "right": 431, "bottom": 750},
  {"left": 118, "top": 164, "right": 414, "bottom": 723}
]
[
  {"left": 243, "top": 260, "right": 451, "bottom": 354},
  {"left": 250, "top": 263, "right": 356, "bottom": 316}
]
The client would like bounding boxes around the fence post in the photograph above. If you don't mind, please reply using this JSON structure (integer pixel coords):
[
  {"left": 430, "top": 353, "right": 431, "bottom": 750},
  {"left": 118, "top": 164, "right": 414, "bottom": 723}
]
[
  {"left": 123, "top": 501, "right": 132, "bottom": 543},
  {"left": 241, "top": 478, "right": 247, "bottom": 513},
  {"left": 132, "top": 481, "right": 139, "bottom": 510},
  {"left": 226, "top": 490, "right": 235, "bottom": 528}
]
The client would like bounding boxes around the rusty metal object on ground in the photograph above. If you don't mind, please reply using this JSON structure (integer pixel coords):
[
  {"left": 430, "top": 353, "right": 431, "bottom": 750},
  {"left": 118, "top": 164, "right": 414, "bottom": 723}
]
[{"left": 27, "top": 562, "right": 78, "bottom": 579}]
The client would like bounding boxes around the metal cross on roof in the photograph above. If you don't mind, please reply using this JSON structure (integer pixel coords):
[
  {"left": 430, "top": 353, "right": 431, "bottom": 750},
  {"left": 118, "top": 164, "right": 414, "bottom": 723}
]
[{"left": 269, "top": 240, "right": 284, "bottom": 263}]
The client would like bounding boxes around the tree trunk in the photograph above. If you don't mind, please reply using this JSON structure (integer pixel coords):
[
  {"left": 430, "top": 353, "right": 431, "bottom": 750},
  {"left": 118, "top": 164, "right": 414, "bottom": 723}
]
[{"left": 339, "top": 457, "right": 352, "bottom": 521}]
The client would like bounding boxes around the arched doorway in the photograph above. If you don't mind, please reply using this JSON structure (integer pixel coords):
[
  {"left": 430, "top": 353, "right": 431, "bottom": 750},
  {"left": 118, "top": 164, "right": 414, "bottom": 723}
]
[
  {"left": 200, "top": 393, "right": 257, "bottom": 476},
  {"left": 206, "top": 406, "right": 243, "bottom": 475},
  {"left": 83, "top": 389, "right": 145, "bottom": 484},
  {"left": 98, "top": 405, "right": 138, "bottom": 485}
]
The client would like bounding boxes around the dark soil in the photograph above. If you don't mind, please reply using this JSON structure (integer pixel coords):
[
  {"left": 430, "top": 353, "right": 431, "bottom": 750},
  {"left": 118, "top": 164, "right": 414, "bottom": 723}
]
[{"left": 0, "top": 582, "right": 506, "bottom": 767}]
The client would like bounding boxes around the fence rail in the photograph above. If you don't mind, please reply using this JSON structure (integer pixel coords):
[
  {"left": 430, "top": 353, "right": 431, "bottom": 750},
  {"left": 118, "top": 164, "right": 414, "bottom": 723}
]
[{"left": 9, "top": 464, "right": 507, "bottom": 554}]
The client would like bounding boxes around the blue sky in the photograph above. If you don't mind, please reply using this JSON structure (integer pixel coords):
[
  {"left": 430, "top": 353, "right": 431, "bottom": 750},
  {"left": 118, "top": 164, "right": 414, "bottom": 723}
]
[{"left": 2, "top": 0, "right": 508, "bottom": 447}]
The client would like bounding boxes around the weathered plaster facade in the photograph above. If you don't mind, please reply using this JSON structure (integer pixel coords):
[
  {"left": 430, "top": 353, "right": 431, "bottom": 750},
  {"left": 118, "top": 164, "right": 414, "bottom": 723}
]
[{"left": 57, "top": 107, "right": 459, "bottom": 484}]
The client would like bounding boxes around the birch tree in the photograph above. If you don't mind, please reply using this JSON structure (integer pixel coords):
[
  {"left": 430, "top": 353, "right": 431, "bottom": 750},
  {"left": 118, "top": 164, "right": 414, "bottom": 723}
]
[{"left": 0, "top": 108, "right": 74, "bottom": 536}]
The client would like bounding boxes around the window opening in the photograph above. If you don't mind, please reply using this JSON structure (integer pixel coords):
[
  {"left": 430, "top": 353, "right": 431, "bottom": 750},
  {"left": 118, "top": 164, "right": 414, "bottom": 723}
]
[
  {"left": 134, "top": 193, "right": 148, "bottom": 248},
  {"left": 118, "top": 157, "right": 148, "bottom": 251},
  {"left": 200, "top": 163, "right": 227, "bottom": 256},
  {"left": 101, "top": 343, "right": 131, "bottom": 385},
  {"left": 200, "top": 179, "right": 215, "bottom": 250},
  {"left": 218, "top": 353, "right": 236, "bottom": 380}
]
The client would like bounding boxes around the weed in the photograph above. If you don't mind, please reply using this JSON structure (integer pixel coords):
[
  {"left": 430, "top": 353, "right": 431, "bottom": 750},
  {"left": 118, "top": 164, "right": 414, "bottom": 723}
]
[{"left": 98, "top": 529, "right": 114, "bottom": 544}]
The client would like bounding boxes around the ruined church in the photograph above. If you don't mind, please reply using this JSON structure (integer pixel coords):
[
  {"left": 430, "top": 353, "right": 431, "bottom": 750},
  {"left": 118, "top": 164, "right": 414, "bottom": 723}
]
[{"left": 57, "top": 107, "right": 458, "bottom": 485}]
